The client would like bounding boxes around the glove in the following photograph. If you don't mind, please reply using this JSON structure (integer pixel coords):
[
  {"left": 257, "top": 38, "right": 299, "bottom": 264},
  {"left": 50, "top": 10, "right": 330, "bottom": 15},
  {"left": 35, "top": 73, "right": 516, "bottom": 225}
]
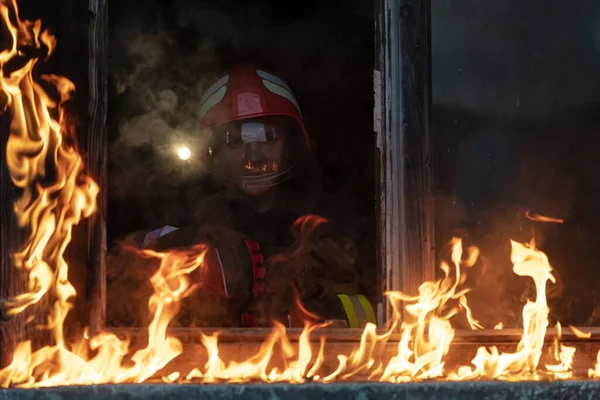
[
  {"left": 106, "top": 231, "right": 157, "bottom": 327},
  {"left": 288, "top": 236, "right": 361, "bottom": 300},
  {"left": 256, "top": 218, "right": 362, "bottom": 325}
]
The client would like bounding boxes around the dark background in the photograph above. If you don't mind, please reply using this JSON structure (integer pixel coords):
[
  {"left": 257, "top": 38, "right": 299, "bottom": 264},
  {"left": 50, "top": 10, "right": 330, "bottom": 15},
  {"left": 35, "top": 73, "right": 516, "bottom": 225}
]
[
  {"left": 106, "top": 0, "right": 376, "bottom": 247},
  {"left": 105, "top": 0, "right": 378, "bottom": 324},
  {"left": 432, "top": 0, "right": 600, "bottom": 327}
]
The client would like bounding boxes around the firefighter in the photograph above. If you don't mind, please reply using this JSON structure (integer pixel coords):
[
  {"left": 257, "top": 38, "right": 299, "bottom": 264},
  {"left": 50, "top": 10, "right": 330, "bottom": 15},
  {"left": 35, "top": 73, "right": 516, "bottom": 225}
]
[{"left": 109, "top": 65, "right": 375, "bottom": 329}]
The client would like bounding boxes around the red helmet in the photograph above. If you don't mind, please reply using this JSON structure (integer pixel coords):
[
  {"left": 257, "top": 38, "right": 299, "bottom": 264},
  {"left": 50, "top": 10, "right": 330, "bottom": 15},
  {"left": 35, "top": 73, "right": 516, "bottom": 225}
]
[
  {"left": 199, "top": 65, "right": 309, "bottom": 147},
  {"left": 199, "top": 66, "right": 310, "bottom": 195}
]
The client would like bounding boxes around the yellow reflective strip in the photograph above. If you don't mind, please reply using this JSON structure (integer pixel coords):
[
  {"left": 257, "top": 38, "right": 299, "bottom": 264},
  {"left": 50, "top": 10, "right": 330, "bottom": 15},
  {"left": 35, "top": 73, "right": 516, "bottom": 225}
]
[
  {"left": 348, "top": 295, "right": 367, "bottom": 326},
  {"left": 357, "top": 294, "right": 376, "bottom": 325},
  {"left": 337, "top": 294, "right": 359, "bottom": 328}
]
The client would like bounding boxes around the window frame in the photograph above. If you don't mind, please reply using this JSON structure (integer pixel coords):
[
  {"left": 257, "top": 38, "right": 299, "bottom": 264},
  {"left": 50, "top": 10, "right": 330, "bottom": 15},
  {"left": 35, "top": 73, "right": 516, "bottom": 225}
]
[{"left": 89, "top": 0, "right": 437, "bottom": 333}]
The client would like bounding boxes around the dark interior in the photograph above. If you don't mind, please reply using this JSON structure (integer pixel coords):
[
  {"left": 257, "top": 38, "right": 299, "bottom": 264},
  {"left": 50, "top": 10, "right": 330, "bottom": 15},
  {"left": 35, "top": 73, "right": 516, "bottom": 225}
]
[{"left": 105, "top": 0, "right": 376, "bottom": 326}]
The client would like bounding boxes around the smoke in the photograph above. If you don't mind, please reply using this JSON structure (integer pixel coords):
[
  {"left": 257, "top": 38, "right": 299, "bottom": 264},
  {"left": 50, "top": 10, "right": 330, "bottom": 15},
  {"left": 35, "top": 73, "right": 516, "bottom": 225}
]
[
  {"left": 106, "top": 0, "right": 374, "bottom": 241},
  {"left": 107, "top": 21, "right": 215, "bottom": 205},
  {"left": 104, "top": 0, "right": 377, "bottom": 322}
]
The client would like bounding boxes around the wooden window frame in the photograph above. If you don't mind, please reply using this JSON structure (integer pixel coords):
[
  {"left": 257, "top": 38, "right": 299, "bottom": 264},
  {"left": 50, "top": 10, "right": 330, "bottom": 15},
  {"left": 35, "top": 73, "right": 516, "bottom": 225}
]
[
  {"left": 93, "top": 0, "right": 437, "bottom": 333},
  {"left": 0, "top": 0, "right": 436, "bottom": 361}
]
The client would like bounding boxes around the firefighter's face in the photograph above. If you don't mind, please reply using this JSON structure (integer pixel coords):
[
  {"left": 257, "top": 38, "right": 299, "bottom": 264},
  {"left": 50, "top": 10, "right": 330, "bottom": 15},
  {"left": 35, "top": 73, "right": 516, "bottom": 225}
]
[{"left": 211, "top": 118, "right": 290, "bottom": 196}]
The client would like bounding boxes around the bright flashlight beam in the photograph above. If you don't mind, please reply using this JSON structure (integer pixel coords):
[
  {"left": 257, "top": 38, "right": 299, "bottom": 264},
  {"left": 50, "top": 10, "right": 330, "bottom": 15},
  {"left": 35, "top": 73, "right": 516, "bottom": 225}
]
[{"left": 178, "top": 147, "right": 191, "bottom": 160}]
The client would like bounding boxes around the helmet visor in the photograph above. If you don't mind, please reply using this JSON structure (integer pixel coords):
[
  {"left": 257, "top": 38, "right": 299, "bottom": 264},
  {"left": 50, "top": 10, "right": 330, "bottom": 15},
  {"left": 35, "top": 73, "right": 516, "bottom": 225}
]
[{"left": 208, "top": 116, "right": 305, "bottom": 192}]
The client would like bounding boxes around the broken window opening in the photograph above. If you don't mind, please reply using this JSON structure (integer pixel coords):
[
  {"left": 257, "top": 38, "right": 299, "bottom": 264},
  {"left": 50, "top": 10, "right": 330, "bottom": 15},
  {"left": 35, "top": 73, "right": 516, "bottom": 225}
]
[{"left": 104, "top": 0, "right": 379, "bottom": 332}]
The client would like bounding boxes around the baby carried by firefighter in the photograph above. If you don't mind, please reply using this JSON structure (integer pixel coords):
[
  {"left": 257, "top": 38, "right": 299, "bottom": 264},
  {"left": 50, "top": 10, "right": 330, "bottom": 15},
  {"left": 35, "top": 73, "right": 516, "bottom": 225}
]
[{"left": 107, "top": 66, "right": 376, "bottom": 329}]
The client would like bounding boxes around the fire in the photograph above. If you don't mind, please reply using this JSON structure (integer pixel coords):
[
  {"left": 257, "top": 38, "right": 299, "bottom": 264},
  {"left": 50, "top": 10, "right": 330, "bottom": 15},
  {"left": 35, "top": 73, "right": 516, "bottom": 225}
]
[
  {"left": 183, "top": 321, "right": 327, "bottom": 383},
  {"left": 525, "top": 211, "right": 564, "bottom": 224},
  {"left": 0, "top": 0, "right": 205, "bottom": 386},
  {"left": 546, "top": 322, "right": 575, "bottom": 379},
  {"left": 449, "top": 240, "right": 555, "bottom": 380},
  {"left": 590, "top": 352, "right": 600, "bottom": 378},
  {"left": 0, "top": 0, "right": 97, "bottom": 318},
  {"left": 2, "top": 0, "right": 600, "bottom": 388},
  {"left": 379, "top": 238, "right": 478, "bottom": 382},
  {"left": 569, "top": 325, "right": 592, "bottom": 339},
  {"left": 0, "top": 242, "right": 207, "bottom": 387}
]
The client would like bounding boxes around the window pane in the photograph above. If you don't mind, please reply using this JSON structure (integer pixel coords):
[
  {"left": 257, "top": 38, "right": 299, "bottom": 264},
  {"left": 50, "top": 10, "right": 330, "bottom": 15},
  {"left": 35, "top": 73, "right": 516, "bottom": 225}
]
[{"left": 432, "top": 0, "right": 600, "bottom": 327}]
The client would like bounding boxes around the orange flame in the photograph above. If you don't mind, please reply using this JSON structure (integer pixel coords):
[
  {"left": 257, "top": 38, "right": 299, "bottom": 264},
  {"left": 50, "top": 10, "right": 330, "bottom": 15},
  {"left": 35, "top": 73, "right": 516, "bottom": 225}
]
[
  {"left": 590, "top": 351, "right": 600, "bottom": 378},
  {"left": 2, "top": 0, "right": 600, "bottom": 387},
  {"left": 1, "top": 0, "right": 97, "bottom": 318},
  {"left": 545, "top": 322, "right": 575, "bottom": 379},
  {"left": 0, "top": 0, "right": 207, "bottom": 386},
  {"left": 525, "top": 211, "right": 564, "bottom": 224},
  {"left": 569, "top": 325, "right": 592, "bottom": 339},
  {"left": 379, "top": 238, "right": 477, "bottom": 382},
  {"left": 0, "top": 243, "right": 207, "bottom": 387},
  {"left": 451, "top": 240, "right": 557, "bottom": 380},
  {"left": 185, "top": 321, "right": 327, "bottom": 383}
]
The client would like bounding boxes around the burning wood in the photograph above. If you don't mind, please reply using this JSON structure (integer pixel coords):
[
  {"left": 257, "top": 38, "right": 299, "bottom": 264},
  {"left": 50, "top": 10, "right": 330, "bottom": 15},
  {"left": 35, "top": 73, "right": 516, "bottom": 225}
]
[{"left": 1, "top": 0, "right": 600, "bottom": 388}]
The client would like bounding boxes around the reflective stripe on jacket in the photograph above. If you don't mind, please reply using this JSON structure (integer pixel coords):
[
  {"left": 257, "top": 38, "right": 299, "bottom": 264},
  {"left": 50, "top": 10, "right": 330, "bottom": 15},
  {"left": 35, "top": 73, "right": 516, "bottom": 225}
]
[{"left": 336, "top": 294, "right": 376, "bottom": 328}]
